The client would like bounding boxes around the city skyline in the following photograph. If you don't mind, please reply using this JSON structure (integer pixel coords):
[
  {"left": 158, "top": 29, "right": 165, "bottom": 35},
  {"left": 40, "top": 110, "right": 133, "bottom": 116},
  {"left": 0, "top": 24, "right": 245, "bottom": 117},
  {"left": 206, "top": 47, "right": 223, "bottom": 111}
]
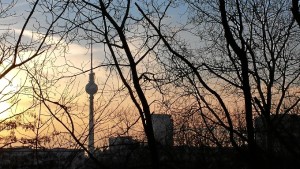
[{"left": 0, "top": 1, "right": 300, "bottom": 169}]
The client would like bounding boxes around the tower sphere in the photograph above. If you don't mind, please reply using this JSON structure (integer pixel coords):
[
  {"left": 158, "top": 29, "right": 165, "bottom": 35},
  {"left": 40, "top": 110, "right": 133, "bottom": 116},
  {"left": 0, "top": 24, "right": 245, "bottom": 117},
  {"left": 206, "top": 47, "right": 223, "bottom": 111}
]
[
  {"left": 86, "top": 72, "right": 98, "bottom": 95},
  {"left": 86, "top": 81, "right": 98, "bottom": 95}
]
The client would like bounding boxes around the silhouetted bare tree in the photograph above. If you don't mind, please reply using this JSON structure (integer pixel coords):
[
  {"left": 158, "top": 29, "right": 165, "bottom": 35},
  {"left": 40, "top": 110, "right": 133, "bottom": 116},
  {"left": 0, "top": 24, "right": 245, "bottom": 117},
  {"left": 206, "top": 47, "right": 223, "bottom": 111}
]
[
  {"left": 136, "top": 0, "right": 300, "bottom": 168},
  {"left": 3, "top": 1, "right": 300, "bottom": 169},
  {"left": 24, "top": 1, "right": 170, "bottom": 168},
  {"left": 0, "top": 0, "right": 67, "bottom": 148}
]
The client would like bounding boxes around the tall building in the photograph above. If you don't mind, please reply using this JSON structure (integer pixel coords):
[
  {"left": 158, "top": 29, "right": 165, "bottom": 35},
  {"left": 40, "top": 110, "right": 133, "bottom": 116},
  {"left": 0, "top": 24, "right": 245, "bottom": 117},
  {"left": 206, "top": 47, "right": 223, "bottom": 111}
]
[
  {"left": 151, "top": 114, "right": 173, "bottom": 146},
  {"left": 255, "top": 114, "right": 300, "bottom": 154},
  {"left": 85, "top": 42, "right": 98, "bottom": 155}
]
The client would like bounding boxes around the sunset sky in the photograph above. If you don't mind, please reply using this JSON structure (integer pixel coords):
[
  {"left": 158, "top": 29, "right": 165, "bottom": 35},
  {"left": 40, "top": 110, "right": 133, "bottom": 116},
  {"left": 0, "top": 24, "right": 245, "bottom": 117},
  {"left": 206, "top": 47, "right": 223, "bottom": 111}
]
[
  {"left": 0, "top": 1, "right": 299, "bottom": 169},
  {"left": 0, "top": 0, "right": 298, "bottom": 151},
  {"left": 0, "top": 1, "right": 179, "bottom": 148}
]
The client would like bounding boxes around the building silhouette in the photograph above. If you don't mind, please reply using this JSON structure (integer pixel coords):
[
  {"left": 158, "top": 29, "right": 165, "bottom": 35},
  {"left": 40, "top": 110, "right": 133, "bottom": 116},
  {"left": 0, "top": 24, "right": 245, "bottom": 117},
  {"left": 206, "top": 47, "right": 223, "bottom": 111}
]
[
  {"left": 2, "top": 113, "right": 300, "bottom": 169},
  {"left": 255, "top": 114, "right": 300, "bottom": 154},
  {"left": 151, "top": 114, "right": 173, "bottom": 146},
  {"left": 0, "top": 147, "right": 84, "bottom": 169}
]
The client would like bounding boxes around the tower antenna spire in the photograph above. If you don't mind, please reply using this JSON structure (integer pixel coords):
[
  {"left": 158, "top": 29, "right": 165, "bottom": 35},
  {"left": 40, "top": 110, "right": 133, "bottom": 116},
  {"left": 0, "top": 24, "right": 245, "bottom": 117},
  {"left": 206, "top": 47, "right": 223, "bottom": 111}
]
[{"left": 91, "top": 36, "right": 93, "bottom": 72}]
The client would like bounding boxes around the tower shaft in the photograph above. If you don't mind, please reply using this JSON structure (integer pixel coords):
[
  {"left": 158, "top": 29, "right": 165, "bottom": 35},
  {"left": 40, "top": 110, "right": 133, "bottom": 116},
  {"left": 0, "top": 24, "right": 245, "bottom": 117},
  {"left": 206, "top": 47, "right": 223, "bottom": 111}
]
[{"left": 88, "top": 94, "right": 95, "bottom": 154}]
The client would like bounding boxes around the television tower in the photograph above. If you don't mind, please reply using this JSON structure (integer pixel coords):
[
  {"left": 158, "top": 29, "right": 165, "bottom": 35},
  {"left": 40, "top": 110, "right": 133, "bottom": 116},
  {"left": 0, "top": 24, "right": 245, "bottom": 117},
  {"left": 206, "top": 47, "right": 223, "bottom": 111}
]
[{"left": 85, "top": 40, "right": 98, "bottom": 155}]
